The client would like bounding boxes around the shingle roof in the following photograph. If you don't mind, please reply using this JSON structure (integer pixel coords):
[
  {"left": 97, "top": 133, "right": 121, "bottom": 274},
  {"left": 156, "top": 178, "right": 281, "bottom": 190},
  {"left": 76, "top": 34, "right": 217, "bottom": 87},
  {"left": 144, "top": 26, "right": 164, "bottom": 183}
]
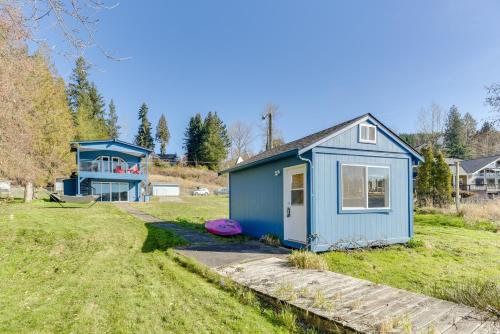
[
  {"left": 460, "top": 155, "right": 500, "bottom": 174},
  {"left": 221, "top": 114, "right": 369, "bottom": 173}
]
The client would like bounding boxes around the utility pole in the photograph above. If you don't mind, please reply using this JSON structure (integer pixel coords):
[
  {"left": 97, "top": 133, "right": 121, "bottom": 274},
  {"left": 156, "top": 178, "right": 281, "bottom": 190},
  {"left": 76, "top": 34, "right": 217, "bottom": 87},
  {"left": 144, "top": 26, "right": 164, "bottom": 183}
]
[
  {"left": 262, "top": 111, "right": 273, "bottom": 151},
  {"left": 455, "top": 161, "right": 460, "bottom": 212}
]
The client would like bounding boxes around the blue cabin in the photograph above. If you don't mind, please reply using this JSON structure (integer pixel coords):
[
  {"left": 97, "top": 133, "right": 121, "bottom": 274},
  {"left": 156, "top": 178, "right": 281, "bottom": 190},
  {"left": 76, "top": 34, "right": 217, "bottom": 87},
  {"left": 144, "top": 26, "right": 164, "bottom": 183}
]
[
  {"left": 63, "top": 139, "right": 152, "bottom": 202},
  {"left": 222, "top": 114, "right": 423, "bottom": 252}
]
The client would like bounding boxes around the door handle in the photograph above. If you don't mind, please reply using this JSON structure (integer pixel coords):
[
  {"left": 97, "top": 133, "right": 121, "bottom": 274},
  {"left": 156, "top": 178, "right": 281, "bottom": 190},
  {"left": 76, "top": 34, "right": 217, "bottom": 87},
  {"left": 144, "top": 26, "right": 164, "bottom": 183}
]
[{"left": 286, "top": 207, "right": 291, "bottom": 217}]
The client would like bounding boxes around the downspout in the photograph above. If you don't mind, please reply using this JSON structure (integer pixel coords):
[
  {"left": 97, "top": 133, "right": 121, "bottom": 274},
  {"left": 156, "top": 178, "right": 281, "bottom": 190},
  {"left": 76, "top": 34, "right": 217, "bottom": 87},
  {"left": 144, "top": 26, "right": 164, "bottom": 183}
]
[
  {"left": 76, "top": 145, "right": 81, "bottom": 195},
  {"left": 298, "top": 152, "right": 314, "bottom": 251},
  {"left": 145, "top": 153, "right": 149, "bottom": 201}
]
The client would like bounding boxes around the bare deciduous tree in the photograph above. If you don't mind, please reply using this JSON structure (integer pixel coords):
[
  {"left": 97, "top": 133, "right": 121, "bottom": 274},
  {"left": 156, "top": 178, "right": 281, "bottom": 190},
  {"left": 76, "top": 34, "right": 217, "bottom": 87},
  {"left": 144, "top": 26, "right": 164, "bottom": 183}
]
[
  {"left": 417, "top": 102, "right": 444, "bottom": 147},
  {"left": 485, "top": 83, "right": 500, "bottom": 125},
  {"left": 229, "top": 121, "right": 254, "bottom": 163},
  {"left": 0, "top": 0, "right": 125, "bottom": 60}
]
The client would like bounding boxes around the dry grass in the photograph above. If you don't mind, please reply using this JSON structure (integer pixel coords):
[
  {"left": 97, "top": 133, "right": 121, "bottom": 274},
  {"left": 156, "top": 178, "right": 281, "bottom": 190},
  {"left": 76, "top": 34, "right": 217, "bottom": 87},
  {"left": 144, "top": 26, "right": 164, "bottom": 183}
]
[
  {"left": 275, "top": 283, "right": 298, "bottom": 301},
  {"left": 456, "top": 200, "right": 500, "bottom": 229},
  {"left": 288, "top": 250, "right": 328, "bottom": 271},
  {"left": 260, "top": 234, "right": 281, "bottom": 247},
  {"left": 376, "top": 315, "right": 410, "bottom": 334},
  {"left": 434, "top": 279, "right": 500, "bottom": 317},
  {"left": 417, "top": 199, "right": 500, "bottom": 232},
  {"left": 149, "top": 165, "right": 227, "bottom": 195}
]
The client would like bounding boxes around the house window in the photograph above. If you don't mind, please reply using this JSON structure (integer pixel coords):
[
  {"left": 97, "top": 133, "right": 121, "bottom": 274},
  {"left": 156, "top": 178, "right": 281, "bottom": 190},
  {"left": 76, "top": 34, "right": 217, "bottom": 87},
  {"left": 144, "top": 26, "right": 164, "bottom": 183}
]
[
  {"left": 359, "top": 124, "right": 377, "bottom": 144},
  {"left": 341, "top": 164, "right": 390, "bottom": 210}
]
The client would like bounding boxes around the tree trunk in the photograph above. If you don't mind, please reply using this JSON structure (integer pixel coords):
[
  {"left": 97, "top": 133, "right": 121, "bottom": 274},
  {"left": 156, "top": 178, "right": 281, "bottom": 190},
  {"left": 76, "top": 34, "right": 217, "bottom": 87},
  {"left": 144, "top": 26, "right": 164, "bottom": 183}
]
[{"left": 24, "top": 182, "right": 34, "bottom": 202}]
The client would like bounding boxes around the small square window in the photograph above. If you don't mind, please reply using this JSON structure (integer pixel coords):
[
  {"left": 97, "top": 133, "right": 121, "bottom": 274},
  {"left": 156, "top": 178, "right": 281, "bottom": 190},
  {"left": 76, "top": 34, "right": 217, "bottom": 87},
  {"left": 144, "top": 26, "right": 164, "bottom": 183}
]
[{"left": 359, "top": 124, "right": 377, "bottom": 144}]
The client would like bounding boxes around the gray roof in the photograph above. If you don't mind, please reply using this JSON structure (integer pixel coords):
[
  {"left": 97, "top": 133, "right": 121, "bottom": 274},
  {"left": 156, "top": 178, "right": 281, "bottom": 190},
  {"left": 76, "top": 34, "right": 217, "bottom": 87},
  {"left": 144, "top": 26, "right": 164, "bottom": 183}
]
[
  {"left": 221, "top": 113, "right": 422, "bottom": 174},
  {"left": 222, "top": 114, "right": 367, "bottom": 173},
  {"left": 460, "top": 155, "right": 500, "bottom": 174}
]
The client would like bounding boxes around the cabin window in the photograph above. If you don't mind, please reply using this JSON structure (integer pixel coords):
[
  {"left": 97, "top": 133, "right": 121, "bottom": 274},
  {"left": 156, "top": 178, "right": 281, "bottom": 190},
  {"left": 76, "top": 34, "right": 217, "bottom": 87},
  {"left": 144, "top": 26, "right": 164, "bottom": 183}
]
[
  {"left": 291, "top": 173, "right": 305, "bottom": 205},
  {"left": 341, "top": 164, "right": 390, "bottom": 210},
  {"left": 359, "top": 124, "right": 377, "bottom": 144}
]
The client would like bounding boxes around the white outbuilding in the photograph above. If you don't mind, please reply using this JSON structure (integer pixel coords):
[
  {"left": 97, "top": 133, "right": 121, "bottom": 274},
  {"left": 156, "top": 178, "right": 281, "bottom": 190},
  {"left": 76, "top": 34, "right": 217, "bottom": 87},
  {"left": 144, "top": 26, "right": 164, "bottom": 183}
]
[{"left": 151, "top": 183, "right": 180, "bottom": 197}]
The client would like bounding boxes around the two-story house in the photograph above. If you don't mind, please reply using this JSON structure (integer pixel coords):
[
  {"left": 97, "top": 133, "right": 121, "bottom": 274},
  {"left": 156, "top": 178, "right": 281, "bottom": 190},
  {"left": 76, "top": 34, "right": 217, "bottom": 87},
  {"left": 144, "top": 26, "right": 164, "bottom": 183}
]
[
  {"left": 63, "top": 140, "right": 152, "bottom": 202},
  {"left": 448, "top": 155, "right": 500, "bottom": 197}
]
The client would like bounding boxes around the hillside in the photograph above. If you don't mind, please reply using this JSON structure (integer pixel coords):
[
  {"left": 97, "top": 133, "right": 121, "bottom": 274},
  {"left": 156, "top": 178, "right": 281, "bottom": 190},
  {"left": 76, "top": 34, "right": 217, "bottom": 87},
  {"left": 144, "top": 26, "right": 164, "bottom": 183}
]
[{"left": 149, "top": 165, "right": 228, "bottom": 195}]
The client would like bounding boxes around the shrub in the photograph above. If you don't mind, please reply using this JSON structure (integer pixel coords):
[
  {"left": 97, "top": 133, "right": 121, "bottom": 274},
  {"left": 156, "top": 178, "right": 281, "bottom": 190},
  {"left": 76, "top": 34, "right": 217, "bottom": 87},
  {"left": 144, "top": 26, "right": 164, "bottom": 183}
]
[
  {"left": 406, "top": 238, "right": 424, "bottom": 248},
  {"left": 288, "top": 250, "right": 328, "bottom": 271},
  {"left": 260, "top": 234, "right": 281, "bottom": 247}
]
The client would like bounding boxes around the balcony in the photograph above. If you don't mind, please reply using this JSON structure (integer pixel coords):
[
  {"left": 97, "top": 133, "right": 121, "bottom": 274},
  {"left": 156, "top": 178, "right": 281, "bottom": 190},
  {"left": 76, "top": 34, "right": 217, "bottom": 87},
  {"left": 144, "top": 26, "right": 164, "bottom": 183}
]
[
  {"left": 78, "top": 159, "right": 146, "bottom": 181},
  {"left": 460, "top": 184, "right": 500, "bottom": 192}
]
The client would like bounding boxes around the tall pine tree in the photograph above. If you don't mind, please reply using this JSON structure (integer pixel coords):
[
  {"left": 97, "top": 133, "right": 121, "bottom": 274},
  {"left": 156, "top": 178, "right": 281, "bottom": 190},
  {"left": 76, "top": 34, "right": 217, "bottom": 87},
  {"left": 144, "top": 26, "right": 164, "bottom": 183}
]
[
  {"left": 433, "top": 150, "right": 452, "bottom": 207},
  {"left": 443, "top": 106, "right": 468, "bottom": 159},
  {"left": 184, "top": 113, "right": 204, "bottom": 166},
  {"left": 416, "top": 146, "right": 434, "bottom": 207},
  {"left": 67, "top": 57, "right": 108, "bottom": 140},
  {"left": 135, "top": 103, "right": 154, "bottom": 150},
  {"left": 200, "top": 112, "right": 230, "bottom": 171},
  {"left": 155, "top": 114, "right": 170, "bottom": 155},
  {"left": 67, "top": 56, "right": 90, "bottom": 112},
  {"left": 107, "top": 99, "right": 120, "bottom": 139}
]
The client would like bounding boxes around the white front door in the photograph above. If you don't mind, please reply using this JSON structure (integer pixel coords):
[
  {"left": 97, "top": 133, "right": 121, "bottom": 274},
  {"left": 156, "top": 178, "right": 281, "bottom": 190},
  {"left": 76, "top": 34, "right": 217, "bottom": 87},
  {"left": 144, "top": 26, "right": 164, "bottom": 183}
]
[{"left": 283, "top": 164, "right": 307, "bottom": 244}]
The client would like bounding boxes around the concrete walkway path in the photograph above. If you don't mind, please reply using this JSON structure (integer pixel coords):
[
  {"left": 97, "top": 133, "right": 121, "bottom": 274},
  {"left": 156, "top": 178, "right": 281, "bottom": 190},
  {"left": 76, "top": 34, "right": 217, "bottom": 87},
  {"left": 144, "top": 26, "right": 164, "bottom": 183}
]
[
  {"left": 115, "top": 203, "right": 289, "bottom": 267},
  {"left": 117, "top": 203, "right": 498, "bottom": 333}
]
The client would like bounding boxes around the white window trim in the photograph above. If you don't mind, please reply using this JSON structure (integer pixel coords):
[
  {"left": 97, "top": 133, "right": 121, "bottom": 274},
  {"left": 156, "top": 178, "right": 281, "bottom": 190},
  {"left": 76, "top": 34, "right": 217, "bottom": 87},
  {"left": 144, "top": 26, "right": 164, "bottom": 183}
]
[
  {"left": 359, "top": 124, "right": 377, "bottom": 144},
  {"left": 340, "top": 163, "right": 391, "bottom": 211},
  {"left": 100, "top": 156, "right": 110, "bottom": 172}
]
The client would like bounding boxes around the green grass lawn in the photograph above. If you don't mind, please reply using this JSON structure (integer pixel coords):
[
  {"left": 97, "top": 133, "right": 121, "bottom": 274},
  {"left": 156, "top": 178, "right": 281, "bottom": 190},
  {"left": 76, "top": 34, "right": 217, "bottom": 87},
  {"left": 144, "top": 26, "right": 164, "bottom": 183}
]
[
  {"left": 0, "top": 200, "right": 291, "bottom": 333},
  {"left": 136, "top": 197, "right": 499, "bottom": 311},
  {"left": 321, "top": 214, "right": 500, "bottom": 311},
  {"left": 135, "top": 196, "right": 229, "bottom": 225},
  {"left": 133, "top": 196, "right": 235, "bottom": 240}
]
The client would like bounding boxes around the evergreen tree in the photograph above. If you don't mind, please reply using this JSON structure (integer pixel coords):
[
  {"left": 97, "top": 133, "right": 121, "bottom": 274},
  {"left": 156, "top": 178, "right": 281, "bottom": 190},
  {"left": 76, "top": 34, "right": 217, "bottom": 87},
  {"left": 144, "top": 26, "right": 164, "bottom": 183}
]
[
  {"left": 415, "top": 146, "right": 434, "bottom": 207},
  {"left": 432, "top": 150, "right": 452, "bottom": 207},
  {"left": 89, "top": 82, "right": 105, "bottom": 119},
  {"left": 74, "top": 94, "right": 100, "bottom": 140},
  {"left": 88, "top": 82, "right": 108, "bottom": 136},
  {"left": 155, "top": 114, "right": 170, "bottom": 155},
  {"left": 462, "top": 112, "right": 477, "bottom": 157},
  {"left": 200, "top": 112, "right": 231, "bottom": 171},
  {"left": 66, "top": 57, "right": 108, "bottom": 139},
  {"left": 66, "top": 56, "right": 90, "bottom": 112},
  {"left": 183, "top": 113, "right": 204, "bottom": 166},
  {"left": 443, "top": 106, "right": 468, "bottom": 159},
  {"left": 135, "top": 103, "right": 154, "bottom": 150},
  {"left": 107, "top": 99, "right": 120, "bottom": 139}
]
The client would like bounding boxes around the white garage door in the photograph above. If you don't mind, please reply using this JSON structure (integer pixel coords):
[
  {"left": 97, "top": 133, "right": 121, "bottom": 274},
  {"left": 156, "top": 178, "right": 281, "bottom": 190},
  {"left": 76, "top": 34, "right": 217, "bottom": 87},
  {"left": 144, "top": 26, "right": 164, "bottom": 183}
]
[{"left": 153, "top": 185, "right": 180, "bottom": 196}]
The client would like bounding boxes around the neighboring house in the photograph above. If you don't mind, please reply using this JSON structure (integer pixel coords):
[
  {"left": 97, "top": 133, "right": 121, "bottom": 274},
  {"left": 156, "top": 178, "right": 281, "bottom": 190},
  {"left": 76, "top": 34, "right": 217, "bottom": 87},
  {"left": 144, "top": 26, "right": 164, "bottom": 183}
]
[
  {"left": 221, "top": 113, "right": 423, "bottom": 252},
  {"left": 63, "top": 139, "right": 152, "bottom": 202},
  {"left": 153, "top": 153, "right": 179, "bottom": 164},
  {"left": 447, "top": 155, "right": 500, "bottom": 196}
]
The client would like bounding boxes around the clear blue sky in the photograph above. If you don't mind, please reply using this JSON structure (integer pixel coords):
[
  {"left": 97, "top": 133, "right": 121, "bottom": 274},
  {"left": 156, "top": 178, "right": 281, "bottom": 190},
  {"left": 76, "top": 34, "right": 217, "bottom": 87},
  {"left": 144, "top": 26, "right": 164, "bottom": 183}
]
[{"left": 38, "top": 1, "right": 500, "bottom": 154}]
